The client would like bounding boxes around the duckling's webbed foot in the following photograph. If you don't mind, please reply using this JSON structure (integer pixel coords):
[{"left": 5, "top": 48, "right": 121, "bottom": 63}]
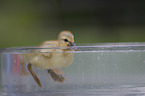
[
  {"left": 27, "top": 63, "right": 42, "bottom": 88},
  {"left": 48, "top": 69, "right": 65, "bottom": 83}
]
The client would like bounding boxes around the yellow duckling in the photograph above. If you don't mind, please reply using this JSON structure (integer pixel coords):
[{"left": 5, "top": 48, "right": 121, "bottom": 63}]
[{"left": 20, "top": 31, "right": 76, "bottom": 88}]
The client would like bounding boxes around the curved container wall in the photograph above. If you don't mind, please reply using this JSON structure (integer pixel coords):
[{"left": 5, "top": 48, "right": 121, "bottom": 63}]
[{"left": 1, "top": 43, "right": 145, "bottom": 96}]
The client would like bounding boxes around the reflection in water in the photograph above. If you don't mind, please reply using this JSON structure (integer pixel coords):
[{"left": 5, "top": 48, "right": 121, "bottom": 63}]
[
  {"left": 6, "top": 54, "right": 11, "bottom": 75},
  {"left": 12, "top": 54, "right": 19, "bottom": 76}
]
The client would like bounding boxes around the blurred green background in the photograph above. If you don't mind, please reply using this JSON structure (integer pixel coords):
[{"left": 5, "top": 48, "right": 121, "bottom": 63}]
[{"left": 0, "top": 0, "right": 145, "bottom": 48}]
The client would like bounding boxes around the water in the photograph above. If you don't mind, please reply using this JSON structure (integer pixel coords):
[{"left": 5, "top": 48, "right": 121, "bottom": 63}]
[{"left": 1, "top": 43, "right": 145, "bottom": 96}]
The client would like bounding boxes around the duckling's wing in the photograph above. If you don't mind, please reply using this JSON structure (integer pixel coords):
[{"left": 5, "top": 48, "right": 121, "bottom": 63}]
[{"left": 39, "top": 41, "right": 58, "bottom": 58}]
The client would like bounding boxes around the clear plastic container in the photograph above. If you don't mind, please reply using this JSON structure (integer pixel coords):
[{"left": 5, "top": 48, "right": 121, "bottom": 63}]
[{"left": 1, "top": 43, "right": 145, "bottom": 96}]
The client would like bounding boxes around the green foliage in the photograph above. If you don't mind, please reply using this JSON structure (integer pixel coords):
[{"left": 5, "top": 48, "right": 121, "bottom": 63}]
[{"left": 0, "top": 0, "right": 145, "bottom": 48}]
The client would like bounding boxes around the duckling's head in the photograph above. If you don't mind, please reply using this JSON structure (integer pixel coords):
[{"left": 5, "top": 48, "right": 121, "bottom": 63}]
[{"left": 58, "top": 31, "right": 76, "bottom": 48}]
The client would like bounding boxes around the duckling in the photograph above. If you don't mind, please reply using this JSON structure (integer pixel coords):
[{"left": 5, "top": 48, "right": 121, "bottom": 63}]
[{"left": 20, "top": 31, "right": 76, "bottom": 88}]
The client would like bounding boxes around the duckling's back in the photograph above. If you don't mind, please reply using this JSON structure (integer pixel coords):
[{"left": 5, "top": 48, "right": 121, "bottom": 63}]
[{"left": 20, "top": 40, "right": 74, "bottom": 69}]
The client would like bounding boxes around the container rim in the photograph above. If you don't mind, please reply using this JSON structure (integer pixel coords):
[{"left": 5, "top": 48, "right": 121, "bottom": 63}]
[{"left": 1, "top": 42, "right": 145, "bottom": 53}]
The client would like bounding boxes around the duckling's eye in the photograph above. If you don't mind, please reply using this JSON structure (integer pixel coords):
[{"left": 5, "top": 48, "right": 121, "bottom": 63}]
[{"left": 64, "top": 39, "right": 68, "bottom": 42}]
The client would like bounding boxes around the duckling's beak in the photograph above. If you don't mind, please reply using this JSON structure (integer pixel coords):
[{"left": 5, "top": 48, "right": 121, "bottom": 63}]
[
  {"left": 70, "top": 42, "right": 76, "bottom": 46},
  {"left": 69, "top": 42, "right": 77, "bottom": 50}
]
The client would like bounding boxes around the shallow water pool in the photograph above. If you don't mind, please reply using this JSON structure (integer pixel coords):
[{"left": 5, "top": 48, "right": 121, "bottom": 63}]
[{"left": 1, "top": 43, "right": 145, "bottom": 96}]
